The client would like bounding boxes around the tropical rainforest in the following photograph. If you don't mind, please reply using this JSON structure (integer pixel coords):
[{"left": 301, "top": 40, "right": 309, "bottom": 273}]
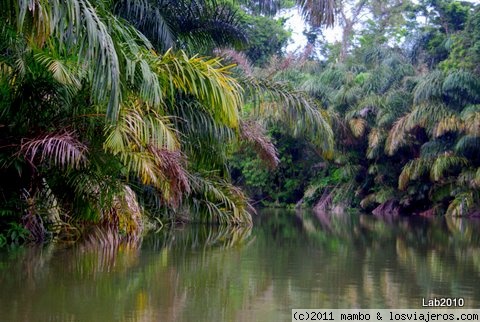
[{"left": 0, "top": 0, "right": 479, "bottom": 246}]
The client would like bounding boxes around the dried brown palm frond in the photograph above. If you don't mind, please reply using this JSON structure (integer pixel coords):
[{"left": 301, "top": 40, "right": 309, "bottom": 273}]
[
  {"left": 348, "top": 117, "right": 367, "bottom": 138},
  {"left": 19, "top": 131, "right": 88, "bottom": 170},
  {"left": 148, "top": 147, "right": 190, "bottom": 207},
  {"left": 367, "top": 128, "right": 386, "bottom": 159},
  {"left": 461, "top": 106, "right": 480, "bottom": 136},
  {"left": 239, "top": 120, "right": 279, "bottom": 169},
  {"left": 434, "top": 115, "right": 464, "bottom": 137},
  {"left": 385, "top": 114, "right": 410, "bottom": 155},
  {"left": 214, "top": 48, "right": 253, "bottom": 76}
]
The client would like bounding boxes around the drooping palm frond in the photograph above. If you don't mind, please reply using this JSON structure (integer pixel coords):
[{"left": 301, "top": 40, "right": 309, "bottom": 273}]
[
  {"left": 475, "top": 168, "right": 480, "bottom": 188},
  {"left": 114, "top": 0, "right": 175, "bottom": 50},
  {"left": 348, "top": 117, "right": 367, "bottom": 138},
  {"left": 239, "top": 120, "right": 279, "bottom": 168},
  {"left": 442, "top": 69, "right": 480, "bottom": 104},
  {"left": 356, "top": 95, "right": 384, "bottom": 116},
  {"left": 33, "top": 50, "right": 81, "bottom": 88},
  {"left": 385, "top": 114, "right": 410, "bottom": 155},
  {"left": 187, "top": 172, "right": 253, "bottom": 225},
  {"left": 104, "top": 101, "right": 179, "bottom": 154},
  {"left": 238, "top": 0, "right": 336, "bottom": 27},
  {"left": 112, "top": 184, "right": 144, "bottom": 236},
  {"left": 376, "top": 90, "right": 411, "bottom": 127},
  {"left": 334, "top": 85, "right": 361, "bottom": 107},
  {"left": 446, "top": 191, "right": 476, "bottom": 217},
  {"left": 367, "top": 127, "right": 386, "bottom": 159},
  {"left": 301, "top": 77, "right": 334, "bottom": 105},
  {"left": 454, "top": 135, "right": 480, "bottom": 155},
  {"left": 360, "top": 187, "right": 396, "bottom": 209},
  {"left": 420, "top": 139, "right": 452, "bottom": 157},
  {"left": 430, "top": 154, "right": 468, "bottom": 181},
  {"left": 398, "top": 153, "right": 468, "bottom": 190},
  {"left": 386, "top": 103, "right": 454, "bottom": 155},
  {"left": 105, "top": 16, "right": 164, "bottom": 108},
  {"left": 398, "top": 157, "right": 433, "bottom": 190},
  {"left": 15, "top": 0, "right": 123, "bottom": 120},
  {"left": 173, "top": 0, "right": 248, "bottom": 50},
  {"left": 243, "top": 76, "right": 334, "bottom": 156},
  {"left": 297, "top": 0, "right": 336, "bottom": 27},
  {"left": 318, "top": 65, "right": 348, "bottom": 89},
  {"left": 461, "top": 105, "right": 480, "bottom": 136},
  {"left": 434, "top": 115, "right": 464, "bottom": 137},
  {"left": 103, "top": 99, "right": 190, "bottom": 205},
  {"left": 155, "top": 50, "right": 243, "bottom": 128},
  {"left": 148, "top": 147, "right": 190, "bottom": 207},
  {"left": 408, "top": 103, "right": 453, "bottom": 134},
  {"left": 413, "top": 70, "right": 444, "bottom": 104},
  {"left": 168, "top": 99, "right": 235, "bottom": 171},
  {"left": 19, "top": 131, "right": 88, "bottom": 170}
]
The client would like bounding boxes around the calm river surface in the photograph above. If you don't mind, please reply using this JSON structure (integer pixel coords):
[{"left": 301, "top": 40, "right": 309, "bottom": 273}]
[{"left": 1, "top": 210, "right": 480, "bottom": 321}]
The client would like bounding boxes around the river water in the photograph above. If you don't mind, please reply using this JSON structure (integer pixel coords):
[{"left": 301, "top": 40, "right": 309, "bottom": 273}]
[{"left": 1, "top": 209, "right": 480, "bottom": 321}]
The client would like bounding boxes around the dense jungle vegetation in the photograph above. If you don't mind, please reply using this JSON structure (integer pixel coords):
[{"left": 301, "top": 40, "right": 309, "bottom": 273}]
[{"left": 0, "top": 0, "right": 479, "bottom": 246}]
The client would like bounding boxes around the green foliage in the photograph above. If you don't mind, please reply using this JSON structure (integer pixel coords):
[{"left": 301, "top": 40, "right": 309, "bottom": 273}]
[
  {"left": 238, "top": 13, "right": 290, "bottom": 66},
  {"left": 231, "top": 128, "right": 321, "bottom": 206}
]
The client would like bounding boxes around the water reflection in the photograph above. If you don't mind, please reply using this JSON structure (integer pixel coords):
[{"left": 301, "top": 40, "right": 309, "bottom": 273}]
[{"left": 1, "top": 211, "right": 480, "bottom": 322}]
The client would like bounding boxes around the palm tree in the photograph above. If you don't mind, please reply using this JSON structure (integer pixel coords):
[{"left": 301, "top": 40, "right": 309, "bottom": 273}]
[
  {"left": 240, "top": 0, "right": 336, "bottom": 27},
  {"left": 0, "top": 0, "right": 338, "bottom": 243},
  {"left": 0, "top": 0, "right": 253, "bottom": 241}
]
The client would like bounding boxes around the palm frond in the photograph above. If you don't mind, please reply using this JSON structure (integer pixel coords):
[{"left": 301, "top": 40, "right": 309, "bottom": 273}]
[
  {"left": 19, "top": 131, "right": 88, "bottom": 170},
  {"left": 243, "top": 76, "right": 334, "bottom": 156},
  {"left": 367, "top": 127, "right": 386, "bottom": 159},
  {"left": 33, "top": 50, "right": 81, "bottom": 87},
  {"left": 170, "top": 100, "right": 234, "bottom": 171},
  {"left": 239, "top": 120, "right": 279, "bottom": 168},
  {"left": 408, "top": 103, "right": 453, "bottom": 133},
  {"left": 430, "top": 154, "right": 468, "bottom": 181},
  {"left": 443, "top": 69, "right": 480, "bottom": 103},
  {"left": 446, "top": 191, "right": 475, "bottom": 217},
  {"left": 318, "top": 66, "right": 347, "bottom": 89},
  {"left": 461, "top": 105, "right": 480, "bottom": 136},
  {"left": 385, "top": 114, "right": 410, "bottom": 155},
  {"left": 434, "top": 115, "right": 464, "bottom": 137},
  {"left": 240, "top": 0, "right": 335, "bottom": 27},
  {"left": 187, "top": 172, "right": 253, "bottom": 225},
  {"left": 104, "top": 100, "right": 179, "bottom": 155},
  {"left": 214, "top": 48, "right": 253, "bottom": 76},
  {"left": 297, "top": 0, "right": 336, "bottom": 27},
  {"left": 420, "top": 140, "right": 451, "bottom": 157},
  {"left": 148, "top": 147, "right": 190, "bottom": 207},
  {"left": 413, "top": 70, "right": 444, "bottom": 104},
  {"left": 114, "top": 0, "right": 175, "bottom": 50},
  {"left": 398, "top": 157, "right": 433, "bottom": 190},
  {"left": 301, "top": 77, "right": 333, "bottom": 104},
  {"left": 156, "top": 50, "right": 242, "bottom": 128},
  {"left": 454, "top": 135, "right": 480, "bottom": 155},
  {"left": 334, "top": 85, "right": 361, "bottom": 107},
  {"left": 348, "top": 117, "right": 367, "bottom": 138},
  {"left": 15, "top": 0, "right": 122, "bottom": 120}
]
